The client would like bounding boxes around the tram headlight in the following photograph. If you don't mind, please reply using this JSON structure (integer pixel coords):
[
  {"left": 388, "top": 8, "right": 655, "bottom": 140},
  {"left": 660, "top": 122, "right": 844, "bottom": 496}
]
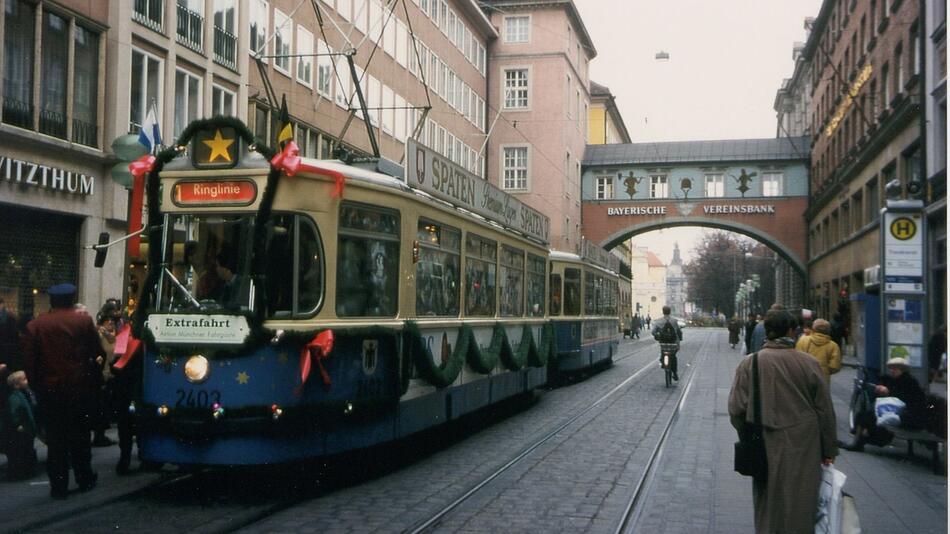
[{"left": 184, "top": 355, "right": 210, "bottom": 383}]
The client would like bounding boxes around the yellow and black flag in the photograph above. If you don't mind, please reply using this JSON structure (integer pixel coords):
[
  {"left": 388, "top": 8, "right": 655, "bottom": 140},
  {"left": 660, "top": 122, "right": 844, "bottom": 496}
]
[{"left": 277, "top": 94, "right": 293, "bottom": 148}]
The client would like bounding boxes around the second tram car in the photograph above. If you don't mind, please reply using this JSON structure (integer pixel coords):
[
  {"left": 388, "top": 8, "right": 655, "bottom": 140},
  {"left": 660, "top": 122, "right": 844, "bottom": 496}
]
[{"left": 122, "top": 119, "right": 619, "bottom": 465}]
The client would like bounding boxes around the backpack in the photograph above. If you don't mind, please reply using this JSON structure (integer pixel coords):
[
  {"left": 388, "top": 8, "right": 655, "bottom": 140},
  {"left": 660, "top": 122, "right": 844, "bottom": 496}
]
[{"left": 658, "top": 320, "right": 678, "bottom": 343}]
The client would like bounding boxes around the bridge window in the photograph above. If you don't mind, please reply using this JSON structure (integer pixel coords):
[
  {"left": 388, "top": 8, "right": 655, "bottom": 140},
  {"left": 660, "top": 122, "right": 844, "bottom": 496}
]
[
  {"left": 704, "top": 174, "right": 724, "bottom": 197},
  {"left": 762, "top": 172, "right": 783, "bottom": 196},
  {"left": 596, "top": 176, "right": 614, "bottom": 199},
  {"left": 465, "top": 233, "right": 497, "bottom": 316},
  {"left": 650, "top": 175, "right": 668, "bottom": 198},
  {"left": 502, "top": 146, "right": 529, "bottom": 190},
  {"left": 415, "top": 220, "right": 461, "bottom": 317},
  {"left": 336, "top": 203, "right": 400, "bottom": 317},
  {"left": 503, "top": 68, "right": 529, "bottom": 109},
  {"left": 499, "top": 246, "right": 524, "bottom": 317}
]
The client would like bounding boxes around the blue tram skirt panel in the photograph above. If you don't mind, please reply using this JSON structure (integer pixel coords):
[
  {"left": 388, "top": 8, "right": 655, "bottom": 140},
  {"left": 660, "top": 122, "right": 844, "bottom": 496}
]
[{"left": 552, "top": 318, "right": 620, "bottom": 373}]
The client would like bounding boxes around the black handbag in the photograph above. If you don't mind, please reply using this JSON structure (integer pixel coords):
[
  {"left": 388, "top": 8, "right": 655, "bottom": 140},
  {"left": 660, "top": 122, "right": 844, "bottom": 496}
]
[{"left": 734, "top": 352, "right": 768, "bottom": 480}]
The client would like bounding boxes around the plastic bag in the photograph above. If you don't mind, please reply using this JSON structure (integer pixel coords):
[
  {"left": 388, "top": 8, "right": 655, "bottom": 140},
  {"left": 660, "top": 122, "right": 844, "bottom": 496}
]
[
  {"left": 840, "top": 493, "right": 862, "bottom": 534},
  {"left": 874, "top": 396, "right": 906, "bottom": 426},
  {"left": 815, "top": 464, "right": 847, "bottom": 534}
]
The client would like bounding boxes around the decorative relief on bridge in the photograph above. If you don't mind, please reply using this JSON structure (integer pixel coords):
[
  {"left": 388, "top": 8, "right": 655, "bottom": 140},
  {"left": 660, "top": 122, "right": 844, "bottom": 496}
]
[{"left": 733, "top": 169, "right": 756, "bottom": 197}]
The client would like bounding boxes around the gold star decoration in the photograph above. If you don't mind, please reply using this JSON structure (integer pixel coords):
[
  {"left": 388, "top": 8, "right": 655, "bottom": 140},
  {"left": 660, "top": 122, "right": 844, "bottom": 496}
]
[
  {"left": 202, "top": 129, "right": 235, "bottom": 163},
  {"left": 236, "top": 371, "right": 250, "bottom": 385}
]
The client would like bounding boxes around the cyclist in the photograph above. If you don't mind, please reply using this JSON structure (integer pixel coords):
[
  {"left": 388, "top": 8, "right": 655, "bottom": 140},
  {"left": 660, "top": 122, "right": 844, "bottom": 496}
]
[{"left": 652, "top": 306, "right": 683, "bottom": 381}]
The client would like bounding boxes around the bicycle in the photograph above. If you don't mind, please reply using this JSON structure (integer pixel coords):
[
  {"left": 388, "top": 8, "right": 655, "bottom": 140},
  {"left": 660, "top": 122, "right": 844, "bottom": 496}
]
[
  {"left": 848, "top": 365, "right": 877, "bottom": 433},
  {"left": 659, "top": 342, "right": 678, "bottom": 388}
]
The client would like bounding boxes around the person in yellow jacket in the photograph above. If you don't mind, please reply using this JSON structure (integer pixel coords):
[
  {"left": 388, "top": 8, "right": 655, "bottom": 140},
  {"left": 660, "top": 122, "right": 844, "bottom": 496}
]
[{"left": 795, "top": 318, "right": 842, "bottom": 382}]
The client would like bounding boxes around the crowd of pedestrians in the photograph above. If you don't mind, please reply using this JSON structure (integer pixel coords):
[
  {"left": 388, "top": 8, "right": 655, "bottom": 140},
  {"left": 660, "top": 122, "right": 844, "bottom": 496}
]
[{"left": 0, "top": 285, "right": 141, "bottom": 499}]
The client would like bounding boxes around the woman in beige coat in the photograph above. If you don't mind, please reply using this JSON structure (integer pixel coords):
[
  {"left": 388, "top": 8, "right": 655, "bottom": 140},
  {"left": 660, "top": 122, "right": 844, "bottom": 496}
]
[
  {"left": 795, "top": 318, "right": 842, "bottom": 383},
  {"left": 729, "top": 309, "right": 839, "bottom": 534}
]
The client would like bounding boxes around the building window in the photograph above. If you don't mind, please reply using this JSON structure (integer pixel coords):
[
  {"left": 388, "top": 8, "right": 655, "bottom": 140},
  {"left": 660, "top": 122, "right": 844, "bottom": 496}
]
[
  {"left": 73, "top": 26, "right": 99, "bottom": 147},
  {"left": 503, "top": 68, "right": 529, "bottom": 109},
  {"left": 881, "top": 63, "right": 890, "bottom": 108},
  {"left": 173, "top": 69, "right": 201, "bottom": 138},
  {"left": 865, "top": 176, "right": 880, "bottom": 223},
  {"left": 596, "top": 177, "right": 614, "bottom": 199},
  {"left": 502, "top": 146, "right": 528, "bottom": 190},
  {"left": 761, "top": 172, "right": 782, "bottom": 197},
  {"left": 211, "top": 85, "right": 236, "bottom": 116},
  {"left": 650, "top": 175, "right": 668, "bottom": 198},
  {"left": 133, "top": 0, "right": 164, "bottom": 32},
  {"left": 504, "top": 15, "right": 529, "bottom": 43},
  {"left": 704, "top": 174, "right": 724, "bottom": 197},
  {"left": 2, "top": 0, "right": 34, "bottom": 130},
  {"left": 212, "top": 0, "right": 237, "bottom": 68},
  {"left": 273, "top": 9, "right": 292, "bottom": 75},
  {"left": 316, "top": 40, "right": 333, "bottom": 97},
  {"left": 296, "top": 26, "right": 313, "bottom": 87},
  {"left": 130, "top": 48, "right": 163, "bottom": 133},
  {"left": 895, "top": 44, "right": 904, "bottom": 94},
  {"left": 249, "top": 0, "right": 269, "bottom": 59},
  {"left": 39, "top": 11, "right": 69, "bottom": 140},
  {"left": 176, "top": 0, "right": 204, "bottom": 52}
]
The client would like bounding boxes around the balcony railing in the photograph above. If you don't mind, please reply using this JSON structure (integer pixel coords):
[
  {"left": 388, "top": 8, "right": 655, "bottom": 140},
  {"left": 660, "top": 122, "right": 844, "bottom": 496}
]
[
  {"left": 72, "top": 118, "right": 98, "bottom": 148},
  {"left": 213, "top": 26, "right": 237, "bottom": 70},
  {"left": 39, "top": 109, "right": 67, "bottom": 139},
  {"left": 134, "top": 0, "right": 164, "bottom": 33},
  {"left": 176, "top": 4, "right": 203, "bottom": 52},
  {"left": 2, "top": 98, "right": 33, "bottom": 130}
]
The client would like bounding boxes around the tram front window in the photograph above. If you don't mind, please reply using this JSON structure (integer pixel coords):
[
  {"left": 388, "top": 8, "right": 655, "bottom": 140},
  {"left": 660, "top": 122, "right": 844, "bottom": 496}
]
[
  {"left": 160, "top": 213, "right": 325, "bottom": 316},
  {"left": 161, "top": 214, "right": 255, "bottom": 312}
]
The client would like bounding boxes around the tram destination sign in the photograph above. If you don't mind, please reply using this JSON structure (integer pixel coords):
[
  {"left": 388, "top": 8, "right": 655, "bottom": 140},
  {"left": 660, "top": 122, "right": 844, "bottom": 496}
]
[
  {"left": 146, "top": 314, "right": 251, "bottom": 345},
  {"left": 406, "top": 139, "right": 550, "bottom": 244}
]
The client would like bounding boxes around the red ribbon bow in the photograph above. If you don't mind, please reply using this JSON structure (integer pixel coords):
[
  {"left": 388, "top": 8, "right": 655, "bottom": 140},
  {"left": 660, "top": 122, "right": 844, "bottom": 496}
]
[
  {"left": 270, "top": 142, "right": 348, "bottom": 198},
  {"left": 128, "top": 155, "right": 156, "bottom": 180},
  {"left": 299, "top": 330, "right": 334, "bottom": 391},
  {"left": 112, "top": 324, "right": 142, "bottom": 370},
  {"left": 270, "top": 141, "right": 302, "bottom": 177}
]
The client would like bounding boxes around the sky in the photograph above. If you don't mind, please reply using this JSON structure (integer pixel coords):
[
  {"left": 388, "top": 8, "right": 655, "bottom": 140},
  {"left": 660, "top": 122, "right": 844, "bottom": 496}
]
[{"left": 574, "top": 0, "right": 823, "bottom": 264}]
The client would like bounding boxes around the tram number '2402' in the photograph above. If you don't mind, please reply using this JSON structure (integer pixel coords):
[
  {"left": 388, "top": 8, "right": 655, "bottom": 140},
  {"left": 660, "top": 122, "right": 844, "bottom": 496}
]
[{"left": 175, "top": 388, "right": 222, "bottom": 408}]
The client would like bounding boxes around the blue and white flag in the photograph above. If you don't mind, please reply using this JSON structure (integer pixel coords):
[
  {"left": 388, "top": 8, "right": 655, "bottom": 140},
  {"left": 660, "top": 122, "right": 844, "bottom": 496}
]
[{"left": 138, "top": 104, "right": 162, "bottom": 153}]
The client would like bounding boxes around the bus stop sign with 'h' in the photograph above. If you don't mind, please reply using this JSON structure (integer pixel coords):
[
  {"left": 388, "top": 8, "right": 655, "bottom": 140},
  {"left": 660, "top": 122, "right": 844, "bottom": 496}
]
[{"left": 880, "top": 200, "right": 926, "bottom": 379}]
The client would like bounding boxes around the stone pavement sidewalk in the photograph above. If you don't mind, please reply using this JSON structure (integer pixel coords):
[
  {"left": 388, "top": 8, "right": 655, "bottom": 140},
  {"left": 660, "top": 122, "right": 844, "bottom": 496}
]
[
  {"left": 636, "top": 329, "right": 947, "bottom": 533},
  {"left": 0, "top": 429, "right": 164, "bottom": 533}
]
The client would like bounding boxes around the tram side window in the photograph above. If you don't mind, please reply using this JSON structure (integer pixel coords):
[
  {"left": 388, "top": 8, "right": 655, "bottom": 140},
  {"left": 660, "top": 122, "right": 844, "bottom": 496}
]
[
  {"left": 464, "top": 233, "right": 496, "bottom": 316},
  {"left": 499, "top": 245, "right": 524, "bottom": 317},
  {"left": 549, "top": 273, "right": 562, "bottom": 316},
  {"left": 336, "top": 203, "right": 400, "bottom": 317},
  {"left": 563, "top": 268, "right": 581, "bottom": 316},
  {"left": 264, "top": 214, "right": 324, "bottom": 317},
  {"left": 584, "top": 271, "right": 596, "bottom": 315},
  {"left": 526, "top": 253, "right": 545, "bottom": 317},
  {"left": 416, "top": 220, "right": 460, "bottom": 316}
]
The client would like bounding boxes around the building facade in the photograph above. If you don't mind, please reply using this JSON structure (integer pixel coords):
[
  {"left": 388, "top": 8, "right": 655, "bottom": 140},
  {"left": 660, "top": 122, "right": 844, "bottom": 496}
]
[
  {"left": 588, "top": 80, "right": 631, "bottom": 145},
  {"left": 481, "top": 0, "right": 595, "bottom": 254},
  {"left": 665, "top": 243, "right": 687, "bottom": 318},
  {"left": 0, "top": 0, "right": 123, "bottom": 317},
  {"left": 923, "top": 0, "right": 946, "bottom": 330},
  {"left": 246, "top": 0, "right": 493, "bottom": 171},
  {"left": 630, "top": 246, "right": 666, "bottom": 320},
  {"left": 798, "top": 0, "right": 928, "bottom": 325}
]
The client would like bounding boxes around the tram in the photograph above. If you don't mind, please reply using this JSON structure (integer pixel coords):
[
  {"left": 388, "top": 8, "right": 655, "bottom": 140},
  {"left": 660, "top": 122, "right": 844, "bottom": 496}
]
[
  {"left": 547, "top": 243, "right": 622, "bottom": 380},
  {"left": 118, "top": 117, "right": 629, "bottom": 465}
]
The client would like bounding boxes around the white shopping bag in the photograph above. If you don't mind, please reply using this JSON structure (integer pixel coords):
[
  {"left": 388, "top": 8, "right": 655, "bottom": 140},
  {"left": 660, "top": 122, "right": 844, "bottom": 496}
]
[
  {"left": 840, "top": 493, "right": 862, "bottom": 534},
  {"left": 874, "top": 396, "right": 905, "bottom": 426},
  {"left": 815, "top": 464, "right": 847, "bottom": 534}
]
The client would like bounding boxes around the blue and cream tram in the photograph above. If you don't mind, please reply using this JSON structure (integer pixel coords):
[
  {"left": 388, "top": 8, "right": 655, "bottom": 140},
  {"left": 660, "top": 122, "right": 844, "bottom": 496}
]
[
  {"left": 547, "top": 242, "right": 622, "bottom": 378},
  {"left": 126, "top": 119, "right": 570, "bottom": 465}
]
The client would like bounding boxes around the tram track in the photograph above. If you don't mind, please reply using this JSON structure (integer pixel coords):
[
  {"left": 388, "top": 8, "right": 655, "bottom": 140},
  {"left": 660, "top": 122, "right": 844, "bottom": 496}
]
[{"left": 404, "top": 331, "right": 715, "bottom": 534}]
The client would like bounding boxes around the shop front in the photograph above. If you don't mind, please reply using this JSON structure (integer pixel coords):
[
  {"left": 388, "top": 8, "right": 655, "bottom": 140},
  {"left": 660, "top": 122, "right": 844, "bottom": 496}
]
[{"left": 0, "top": 146, "right": 127, "bottom": 322}]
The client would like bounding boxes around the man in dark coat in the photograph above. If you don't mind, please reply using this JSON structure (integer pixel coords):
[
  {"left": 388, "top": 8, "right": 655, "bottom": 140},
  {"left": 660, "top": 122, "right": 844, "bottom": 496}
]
[
  {"left": 22, "top": 284, "right": 100, "bottom": 499},
  {"left": 729, "top": 309, "right": 838, "bottom": 534},
  {"left": 744, "top": 312, "right": 757, "bottom": 354}
]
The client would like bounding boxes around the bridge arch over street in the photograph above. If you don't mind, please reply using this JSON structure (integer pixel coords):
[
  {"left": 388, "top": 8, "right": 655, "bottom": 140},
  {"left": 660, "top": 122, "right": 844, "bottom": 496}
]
[{"left": 580, "top": 137, "right": 811, "bottom": 299}]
